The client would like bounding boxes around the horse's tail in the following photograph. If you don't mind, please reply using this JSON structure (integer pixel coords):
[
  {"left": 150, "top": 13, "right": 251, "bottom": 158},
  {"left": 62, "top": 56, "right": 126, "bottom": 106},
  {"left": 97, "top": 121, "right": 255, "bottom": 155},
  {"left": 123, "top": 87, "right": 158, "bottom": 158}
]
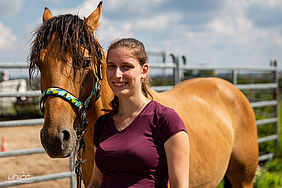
[{"left": 223, "top": 176, "right": 232, "bottom": 188}]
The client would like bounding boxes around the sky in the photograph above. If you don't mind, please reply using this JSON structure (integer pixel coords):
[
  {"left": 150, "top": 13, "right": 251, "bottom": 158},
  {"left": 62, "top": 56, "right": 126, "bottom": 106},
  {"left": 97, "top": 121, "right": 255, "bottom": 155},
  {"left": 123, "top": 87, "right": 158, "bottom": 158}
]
[{"left": 0, "top": 0, "right": 282, "bottom": 69}]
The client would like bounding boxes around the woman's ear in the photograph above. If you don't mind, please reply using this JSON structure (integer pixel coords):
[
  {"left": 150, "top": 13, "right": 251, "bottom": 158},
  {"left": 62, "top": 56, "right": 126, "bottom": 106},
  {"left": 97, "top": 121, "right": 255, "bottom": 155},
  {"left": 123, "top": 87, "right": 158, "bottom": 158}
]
[{"left": 141, "top": 64, "right": 149, "bottom": 79}]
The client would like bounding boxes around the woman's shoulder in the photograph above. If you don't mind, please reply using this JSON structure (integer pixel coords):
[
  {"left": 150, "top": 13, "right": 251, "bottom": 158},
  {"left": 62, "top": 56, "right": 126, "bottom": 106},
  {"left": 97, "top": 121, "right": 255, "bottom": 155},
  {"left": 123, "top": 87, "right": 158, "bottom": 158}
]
[
  {"left": 151, "top": 100, "right": 177, "bottom": 117},
  {"left": 150, "top": 101, "right": 187, "bottom": 143}
]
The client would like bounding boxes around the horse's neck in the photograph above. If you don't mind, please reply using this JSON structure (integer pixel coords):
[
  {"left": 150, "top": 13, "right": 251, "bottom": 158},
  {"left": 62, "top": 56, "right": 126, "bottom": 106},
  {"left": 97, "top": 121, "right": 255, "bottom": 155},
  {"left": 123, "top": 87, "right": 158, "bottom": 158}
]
[{"left": 87, "top": 63, "right": 113, "bottom": 121}]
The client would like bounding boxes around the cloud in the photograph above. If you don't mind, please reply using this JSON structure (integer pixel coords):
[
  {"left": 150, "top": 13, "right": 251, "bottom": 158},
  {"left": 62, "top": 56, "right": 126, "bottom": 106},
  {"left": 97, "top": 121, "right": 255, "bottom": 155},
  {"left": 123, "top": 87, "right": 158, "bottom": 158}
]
[
  {"left": 44, "top": 0, "right": 61, "bottom": 3},
  {"left": 103, "top": 0, "right": 166, "bottom": 13},
  {"left": 134, "top": 12, "right": 182, "bottom": 31},
  {"left": 245, "top": 1, "right": 282, "bottom": 28},
  {"left": 47, "top": 0, "right": 100, "bottom": 19},
  {"left": 0, "top": 0, "right": 25, "bottom": 17},
  {"left": 129, "top": 0, "right": 282, "bottom": 67},
  {"left": 20, "top": 0, "right": 282, "bottom": 69},
  {"left": 0, "top": 22, "right": 17, "bottom": 50},
  {"left": 83, "top": 0, "right": 282, "bottom": 67},
  {"left": 74, "top": 0, "right": 168, "bottom": 21},
  {"left": 97, "top": 17, "right": 134, "bottom": 49}
]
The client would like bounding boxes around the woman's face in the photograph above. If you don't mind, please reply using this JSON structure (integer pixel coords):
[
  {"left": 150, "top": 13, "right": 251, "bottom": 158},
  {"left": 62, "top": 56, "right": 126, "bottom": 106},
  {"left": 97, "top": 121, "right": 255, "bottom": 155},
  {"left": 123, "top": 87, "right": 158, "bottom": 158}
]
[{"left": 106, "top": 47, "right": 148, "bottom": 99}]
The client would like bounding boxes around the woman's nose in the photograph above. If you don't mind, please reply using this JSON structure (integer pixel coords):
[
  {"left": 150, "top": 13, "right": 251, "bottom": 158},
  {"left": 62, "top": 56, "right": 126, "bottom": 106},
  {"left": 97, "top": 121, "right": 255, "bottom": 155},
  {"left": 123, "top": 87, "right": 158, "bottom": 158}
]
[{"left": 115, "top": 67, "right": 123, "bottom": 78}]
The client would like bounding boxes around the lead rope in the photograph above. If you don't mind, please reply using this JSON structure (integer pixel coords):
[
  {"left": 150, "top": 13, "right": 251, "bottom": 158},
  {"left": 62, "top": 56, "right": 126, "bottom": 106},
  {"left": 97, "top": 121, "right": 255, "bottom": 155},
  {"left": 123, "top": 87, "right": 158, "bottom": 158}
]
[
  {"left": 74, "top": 31, "right": 104, "bottom": 188},
  {"left": 74, "top": 84, "right": 100, "bottom": 188},
  {"left": 74, "top": 135, "right": 85, "bottom": 188}
]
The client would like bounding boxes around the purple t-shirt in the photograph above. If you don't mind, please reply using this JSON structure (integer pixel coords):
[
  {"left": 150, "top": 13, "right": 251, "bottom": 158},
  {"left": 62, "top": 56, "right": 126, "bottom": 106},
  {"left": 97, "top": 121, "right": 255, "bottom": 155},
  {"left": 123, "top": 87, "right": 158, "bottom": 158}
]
[{"left": 94, "top": 100, "right": 187, "bottom": 188}]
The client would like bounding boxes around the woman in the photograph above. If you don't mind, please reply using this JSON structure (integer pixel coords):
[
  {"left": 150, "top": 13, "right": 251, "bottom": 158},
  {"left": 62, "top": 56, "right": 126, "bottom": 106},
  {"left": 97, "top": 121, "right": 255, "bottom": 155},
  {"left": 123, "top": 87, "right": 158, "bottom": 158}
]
[{"left": 88, "top": 38, "right": 190, "bottom": 188}]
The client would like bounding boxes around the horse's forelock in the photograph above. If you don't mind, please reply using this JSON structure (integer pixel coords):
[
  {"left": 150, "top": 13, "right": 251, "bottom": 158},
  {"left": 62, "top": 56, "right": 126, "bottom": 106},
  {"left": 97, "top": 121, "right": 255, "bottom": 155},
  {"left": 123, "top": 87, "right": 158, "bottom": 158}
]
[{"left": 28, "top": 14, "right": 102, "bottom": 80}]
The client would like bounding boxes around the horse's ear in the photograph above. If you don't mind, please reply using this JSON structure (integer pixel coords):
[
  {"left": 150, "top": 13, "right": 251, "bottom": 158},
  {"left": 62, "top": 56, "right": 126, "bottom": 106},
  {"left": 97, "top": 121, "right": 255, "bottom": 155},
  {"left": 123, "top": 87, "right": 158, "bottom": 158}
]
[
  {"left": 85, "top": 1, "right": 102, "bottom": 31},
  {"left": 43, "top": 7, "right": 53, "bottom": 23}
]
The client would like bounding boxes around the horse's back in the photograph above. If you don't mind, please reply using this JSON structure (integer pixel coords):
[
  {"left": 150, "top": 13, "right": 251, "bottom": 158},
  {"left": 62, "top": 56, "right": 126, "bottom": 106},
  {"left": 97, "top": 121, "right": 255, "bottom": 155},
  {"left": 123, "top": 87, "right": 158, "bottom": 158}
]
[{"left": 151, "top": 77, "right": 258, "bottom": 187}]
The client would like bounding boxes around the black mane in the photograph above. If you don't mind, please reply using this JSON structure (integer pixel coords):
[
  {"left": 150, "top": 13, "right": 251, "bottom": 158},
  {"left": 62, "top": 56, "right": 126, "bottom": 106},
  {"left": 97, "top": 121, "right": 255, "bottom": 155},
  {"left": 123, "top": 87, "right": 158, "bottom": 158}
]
[{"left": 29, "top": 14, "right": 103, "bottom": 78}]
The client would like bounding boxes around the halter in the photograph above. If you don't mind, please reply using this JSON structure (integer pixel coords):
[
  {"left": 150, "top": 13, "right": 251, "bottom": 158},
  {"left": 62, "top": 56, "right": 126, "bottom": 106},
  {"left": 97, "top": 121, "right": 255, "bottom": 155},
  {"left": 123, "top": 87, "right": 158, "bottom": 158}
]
[
  {"left": 40, "top": 80, "right": 101, "bottom": 135},
  {"left": 39, "top": 33, "right": 104, "bottom": 188}
]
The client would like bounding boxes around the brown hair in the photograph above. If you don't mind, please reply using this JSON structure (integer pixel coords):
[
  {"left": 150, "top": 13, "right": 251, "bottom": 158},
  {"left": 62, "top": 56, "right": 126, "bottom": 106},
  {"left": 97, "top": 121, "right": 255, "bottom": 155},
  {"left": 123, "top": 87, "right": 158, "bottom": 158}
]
[{"left": 107, "top": 38, "right": 153, "bottom": 114}]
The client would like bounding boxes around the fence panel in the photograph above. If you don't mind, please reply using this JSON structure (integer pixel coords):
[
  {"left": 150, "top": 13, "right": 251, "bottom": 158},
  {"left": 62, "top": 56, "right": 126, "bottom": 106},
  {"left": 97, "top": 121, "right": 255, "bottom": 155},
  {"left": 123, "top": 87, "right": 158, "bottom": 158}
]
[
  {"left": 0, "top": 55, "right": 279, "bottom": 186},
  {"left": 150, "top": 53, "right": 279, "bottom": 162},
  {"left": 0, "top": 63, "right": 75, "bottom": 187}
]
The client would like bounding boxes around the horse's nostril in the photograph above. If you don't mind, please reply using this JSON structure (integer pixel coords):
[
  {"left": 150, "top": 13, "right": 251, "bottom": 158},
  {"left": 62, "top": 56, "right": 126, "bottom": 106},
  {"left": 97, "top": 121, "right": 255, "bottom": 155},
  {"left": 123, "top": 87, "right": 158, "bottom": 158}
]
[
  {"left": 62, "top": 130, "right": 71, "bottom": 142},
  {"left": 60, "top": 129, "right": 71, "bottom": 150}
]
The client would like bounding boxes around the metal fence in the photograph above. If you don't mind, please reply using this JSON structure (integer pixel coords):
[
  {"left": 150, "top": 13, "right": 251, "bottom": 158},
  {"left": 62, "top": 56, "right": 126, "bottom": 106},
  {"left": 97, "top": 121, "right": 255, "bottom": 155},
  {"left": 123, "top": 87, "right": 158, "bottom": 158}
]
[
  {"left": 0, "top": 63, "right": 75, "bottom": 187},
  {"left": 0, "top": 55, "right": 279, "bottom": 186},
  {"left": 149, "top": 52, "right": 279, "bottom": 162}
]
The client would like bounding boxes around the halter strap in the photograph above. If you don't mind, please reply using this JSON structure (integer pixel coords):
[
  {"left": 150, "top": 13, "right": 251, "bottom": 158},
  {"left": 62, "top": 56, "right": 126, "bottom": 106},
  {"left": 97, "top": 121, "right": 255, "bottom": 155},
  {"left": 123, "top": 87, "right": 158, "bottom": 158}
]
[
  {"left": 40, "top": 80, "right": 101, "bottom": 134},
  {"left": 40, "top": 87, "right": 83, "bottom": 112}
]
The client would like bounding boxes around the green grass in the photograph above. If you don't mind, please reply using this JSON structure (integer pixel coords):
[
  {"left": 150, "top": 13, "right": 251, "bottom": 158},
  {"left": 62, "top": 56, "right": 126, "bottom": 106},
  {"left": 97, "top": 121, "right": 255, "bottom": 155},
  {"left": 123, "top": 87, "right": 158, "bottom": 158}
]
[{"left": 254, "top": 159, "right": 282, "bottom": 188}]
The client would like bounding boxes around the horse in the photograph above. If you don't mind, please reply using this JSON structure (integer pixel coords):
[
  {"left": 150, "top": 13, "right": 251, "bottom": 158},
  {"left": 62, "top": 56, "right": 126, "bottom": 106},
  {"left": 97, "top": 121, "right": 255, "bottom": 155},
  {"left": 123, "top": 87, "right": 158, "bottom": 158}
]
[{"left": 29, "top": 2, "right": 259, "bottom": 187}]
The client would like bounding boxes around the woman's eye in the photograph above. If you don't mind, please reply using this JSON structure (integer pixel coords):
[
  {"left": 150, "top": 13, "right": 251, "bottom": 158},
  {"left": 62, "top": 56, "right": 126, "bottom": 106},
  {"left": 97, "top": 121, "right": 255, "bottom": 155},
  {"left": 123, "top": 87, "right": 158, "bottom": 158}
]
[
  {"left": 123, "top": 65, "right": 132, "bottom": 69},
  {"left": 107, "top": 64, "right": 115, "bottom": 69}
]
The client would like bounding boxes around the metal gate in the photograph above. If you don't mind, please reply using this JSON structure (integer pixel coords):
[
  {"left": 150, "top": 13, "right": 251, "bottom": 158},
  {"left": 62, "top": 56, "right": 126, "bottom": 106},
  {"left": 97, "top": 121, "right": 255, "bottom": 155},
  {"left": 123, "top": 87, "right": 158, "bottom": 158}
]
[
  {"left": 0, "top": 55, "right": 279, "bottom": 186},
  {"left": 0, "top": 63, "right": 75, "bottom": 187},
  {"left": 148, "top": 52, "right": 279, "bottom": 162}
]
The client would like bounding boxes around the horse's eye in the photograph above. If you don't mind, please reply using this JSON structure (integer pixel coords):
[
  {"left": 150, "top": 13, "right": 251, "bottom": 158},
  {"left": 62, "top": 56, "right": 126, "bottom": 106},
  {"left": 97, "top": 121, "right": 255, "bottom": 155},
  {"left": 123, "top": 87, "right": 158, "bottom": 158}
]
[
  {"left": 35, "top": 61, "right": 41, "bottom": 69},
  {"left": 82, "top": 58, "right": 91, "bottom": 68}
]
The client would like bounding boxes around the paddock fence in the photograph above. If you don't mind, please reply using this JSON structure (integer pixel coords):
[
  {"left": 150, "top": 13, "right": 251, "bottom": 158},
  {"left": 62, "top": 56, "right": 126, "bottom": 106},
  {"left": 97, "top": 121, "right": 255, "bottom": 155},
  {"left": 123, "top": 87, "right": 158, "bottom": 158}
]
[
  {"left": 148, "top": 52, "right": 279, "bottom": 162},
  {"left": 0, "top": 63, "right": 75, "bottom": 187},
  {"left": 0, "top": 53, "right": 279, "bottom": 187}
]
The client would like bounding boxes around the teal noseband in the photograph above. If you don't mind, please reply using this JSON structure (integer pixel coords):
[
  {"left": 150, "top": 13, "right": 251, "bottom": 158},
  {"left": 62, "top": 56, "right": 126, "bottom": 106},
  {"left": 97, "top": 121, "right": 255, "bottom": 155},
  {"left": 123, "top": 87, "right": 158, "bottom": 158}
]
[{"left": 40, "top": 80, "right": 100, "bottom": 135}]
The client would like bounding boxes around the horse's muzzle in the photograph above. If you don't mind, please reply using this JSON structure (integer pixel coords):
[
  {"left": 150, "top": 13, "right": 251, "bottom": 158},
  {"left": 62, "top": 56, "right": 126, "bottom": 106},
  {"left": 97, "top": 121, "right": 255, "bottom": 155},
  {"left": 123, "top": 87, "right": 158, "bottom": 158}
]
[{"left": 40, "top": 127, "right": 75, "bottom": 158}]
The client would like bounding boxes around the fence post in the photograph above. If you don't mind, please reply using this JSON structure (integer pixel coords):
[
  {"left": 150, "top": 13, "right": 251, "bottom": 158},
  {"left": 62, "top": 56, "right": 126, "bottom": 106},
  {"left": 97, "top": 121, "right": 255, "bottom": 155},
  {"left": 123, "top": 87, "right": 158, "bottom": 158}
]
[
  {"left": 232, "top": 69, "right": 238, "bottom": 85},
  {"left": 180, "top": 55, "right": 186, "bottom": 81},
  {"left": 162, "top": 52, "right": 167, "bottom": 85},
  {"left": 271, "top": 59, "right": 279, "bottom": 150},
  {"left": 70, "top": 151, "right": 75, "bottom": 188},
  {"left": 170, "top": 53, "right": 180, "bottom": 84}
]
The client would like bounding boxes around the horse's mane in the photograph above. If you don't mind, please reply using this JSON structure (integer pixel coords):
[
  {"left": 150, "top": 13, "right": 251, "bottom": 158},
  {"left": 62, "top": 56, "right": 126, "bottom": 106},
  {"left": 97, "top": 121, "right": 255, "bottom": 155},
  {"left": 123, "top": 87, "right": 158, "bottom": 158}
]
[{"left": 28, "top": 14, "right": 103, "bottom": 79}]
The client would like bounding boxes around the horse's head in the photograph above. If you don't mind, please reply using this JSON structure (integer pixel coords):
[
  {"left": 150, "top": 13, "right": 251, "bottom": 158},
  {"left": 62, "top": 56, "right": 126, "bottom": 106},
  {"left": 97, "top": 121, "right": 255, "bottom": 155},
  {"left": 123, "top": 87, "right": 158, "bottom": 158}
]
[{"left": 29, "top": 2, "right": 103, "bottom": 158}]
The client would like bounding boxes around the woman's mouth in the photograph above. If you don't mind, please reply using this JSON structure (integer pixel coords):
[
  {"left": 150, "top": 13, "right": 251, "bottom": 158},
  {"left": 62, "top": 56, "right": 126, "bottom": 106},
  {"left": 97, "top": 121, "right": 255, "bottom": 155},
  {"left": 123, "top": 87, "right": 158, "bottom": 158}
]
[{"left": 113, "top": 82, "right": 127, "bottom": 87}]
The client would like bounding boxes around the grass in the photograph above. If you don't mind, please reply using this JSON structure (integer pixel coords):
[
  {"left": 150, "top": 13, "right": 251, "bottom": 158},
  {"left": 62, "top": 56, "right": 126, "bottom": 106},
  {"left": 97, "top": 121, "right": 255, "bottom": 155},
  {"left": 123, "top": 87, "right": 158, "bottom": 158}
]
[{"left": 253, "top": 159, "right": 282, "bottom": 188}]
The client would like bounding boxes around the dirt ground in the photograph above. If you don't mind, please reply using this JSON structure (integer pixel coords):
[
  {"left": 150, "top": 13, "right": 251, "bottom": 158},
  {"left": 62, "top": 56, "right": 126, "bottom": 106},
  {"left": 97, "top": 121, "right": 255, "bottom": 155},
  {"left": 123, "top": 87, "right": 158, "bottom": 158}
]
[{"left": 0, "top": 125, "right": 83, "bottom": 188}]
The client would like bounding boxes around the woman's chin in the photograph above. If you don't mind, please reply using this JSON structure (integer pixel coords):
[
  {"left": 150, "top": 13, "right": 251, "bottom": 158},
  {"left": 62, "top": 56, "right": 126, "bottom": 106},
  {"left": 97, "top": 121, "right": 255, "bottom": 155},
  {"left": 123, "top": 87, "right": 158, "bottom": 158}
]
[
  {"left": 115, "top": 90, "right": 136, "bottom": 99},
  {"left": 114, "top": 92, "right": 128, "bottom": 98}
]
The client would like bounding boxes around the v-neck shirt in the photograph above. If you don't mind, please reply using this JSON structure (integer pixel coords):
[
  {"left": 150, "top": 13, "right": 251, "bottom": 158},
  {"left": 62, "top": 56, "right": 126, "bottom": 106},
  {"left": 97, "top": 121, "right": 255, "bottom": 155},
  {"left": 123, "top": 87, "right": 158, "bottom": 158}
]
[
  {"left": 112, "top": 101, "right": 150, "bottom": 133},
  {"left": 93, "top": 100, "right": 187, "bottom": 188}
]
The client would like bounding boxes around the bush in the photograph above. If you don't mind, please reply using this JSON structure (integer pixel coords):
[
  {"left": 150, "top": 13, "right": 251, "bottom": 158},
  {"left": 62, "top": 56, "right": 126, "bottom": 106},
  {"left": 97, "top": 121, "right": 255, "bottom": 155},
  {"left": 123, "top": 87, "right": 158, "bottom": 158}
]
[{"left": 254, "top": 159, "right": 282, "bottom": 188}]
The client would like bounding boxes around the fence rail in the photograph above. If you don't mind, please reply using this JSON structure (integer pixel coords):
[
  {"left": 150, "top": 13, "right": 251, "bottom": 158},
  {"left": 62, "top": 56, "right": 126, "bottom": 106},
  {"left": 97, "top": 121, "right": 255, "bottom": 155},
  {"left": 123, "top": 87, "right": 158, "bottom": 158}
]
[
  {"left": 0, "top": 172, "right": 73, "bottom": 187},
  {"left": 0, "top": 62, "right": 75, "bottom": 187},
  {"left": 0, "top": 118, "right": 43, "bottom": 127},
  {"left": 0, "top": 55, "right": 279, "bottom": 187},
  {"left": 0, "top": 90, "right": 41, "bottom": 97},
  {"left": 149, "top": 53, "right": 279, "bottom": 162}
]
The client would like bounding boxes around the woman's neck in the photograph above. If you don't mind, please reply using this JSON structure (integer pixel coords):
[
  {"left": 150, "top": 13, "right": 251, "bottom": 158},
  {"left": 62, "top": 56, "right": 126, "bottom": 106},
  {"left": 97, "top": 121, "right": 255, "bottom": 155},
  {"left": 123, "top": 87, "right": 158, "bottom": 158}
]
[{"left": 117, "top": 94, "right": 150, "bottom": 118}]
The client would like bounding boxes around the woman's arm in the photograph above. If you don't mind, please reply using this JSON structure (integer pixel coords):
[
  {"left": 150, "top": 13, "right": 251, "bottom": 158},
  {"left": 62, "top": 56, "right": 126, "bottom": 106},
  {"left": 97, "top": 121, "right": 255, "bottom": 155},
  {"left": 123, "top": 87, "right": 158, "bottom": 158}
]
[
  {"left": 87, "top": 146, "right": 103, "bottom": 188},
  {"left": 164, "top": 131, "right": 190, "bottom": 188}
]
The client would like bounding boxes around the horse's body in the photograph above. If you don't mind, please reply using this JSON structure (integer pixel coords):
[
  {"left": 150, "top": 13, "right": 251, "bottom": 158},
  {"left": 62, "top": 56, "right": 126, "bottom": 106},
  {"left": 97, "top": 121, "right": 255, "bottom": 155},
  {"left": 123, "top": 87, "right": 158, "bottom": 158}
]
[
  {"left": 82, "top": 74, "right": 258, "bottom": 188},
  {"left": 29, "top": 3, "right": 258, "bottom": 187}
]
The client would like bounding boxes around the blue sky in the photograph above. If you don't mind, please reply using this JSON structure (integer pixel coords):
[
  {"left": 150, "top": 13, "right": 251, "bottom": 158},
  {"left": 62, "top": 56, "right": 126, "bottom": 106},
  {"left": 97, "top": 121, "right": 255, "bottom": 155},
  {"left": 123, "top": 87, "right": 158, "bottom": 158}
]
[{"left": 0, "top": 0, "right": 282, "bottom": 69}]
